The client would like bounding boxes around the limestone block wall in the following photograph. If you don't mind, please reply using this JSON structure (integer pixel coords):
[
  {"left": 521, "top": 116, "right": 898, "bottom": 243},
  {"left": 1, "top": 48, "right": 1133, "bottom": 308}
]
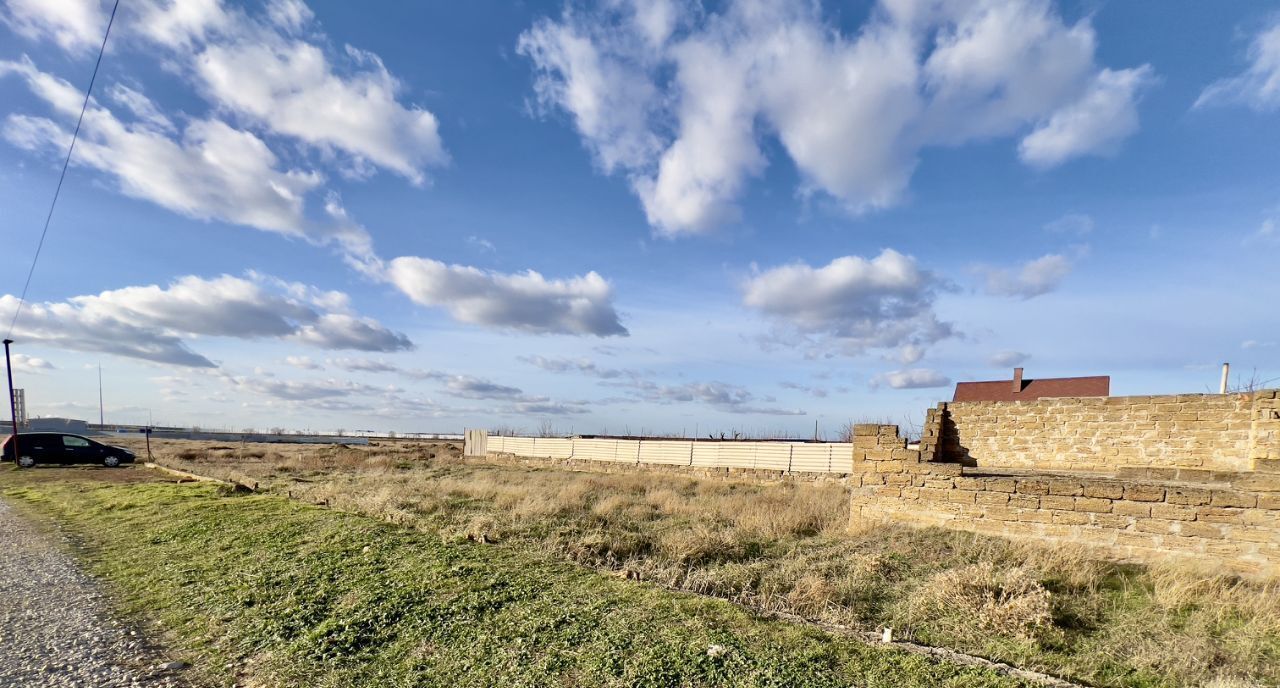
[
  {"left": 850, "top": 424, "right": 1280, "bottom": 577},
  {"left": 935, "top": 391, "right": 1280, "bottom": 473}
]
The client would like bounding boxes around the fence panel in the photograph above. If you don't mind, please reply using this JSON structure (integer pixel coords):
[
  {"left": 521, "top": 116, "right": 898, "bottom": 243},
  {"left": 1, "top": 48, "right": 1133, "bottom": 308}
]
[
  {"left": 754, "top": 444, "right": 791, "bottom": 471},
  {"left": 573, "top": 438, "right": 618, "bottom": 462},
  {"left": 484, "top": 435, "right": 855, "bottom": 474},
  {"left": 532, "top": 437, "right": 574, "bottom": 459},
  {"left": 788, "top": 443, "right": 832, "bottom": 472},
  {"left": 829, "top": 443, "right": 855, "bottom": 473},
  {"left": 613, "top": 439, "right": 642, "bottom": 464}
]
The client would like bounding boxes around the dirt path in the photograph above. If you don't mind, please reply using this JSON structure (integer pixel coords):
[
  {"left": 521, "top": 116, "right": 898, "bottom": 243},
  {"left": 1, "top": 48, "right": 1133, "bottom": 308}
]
[{"left": 0, "top": 497, "right": 192, "bottom": 688}]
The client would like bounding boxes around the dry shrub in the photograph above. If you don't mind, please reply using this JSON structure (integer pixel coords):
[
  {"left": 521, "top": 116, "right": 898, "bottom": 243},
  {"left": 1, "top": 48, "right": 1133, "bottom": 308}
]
[
  {"left": 786, "top": 574, "right": 838, "bottom": 617},
  {"left": 907, "top": 562, "right": 1052, "bottom": 641},
  {"left": 565, "top": 529, "right": 653, "bottom": 566},
  {"left": 730, "top": 486, "right": 848, "bottom": 538},
  {"left": 657, "top": 527, "right": 756, "bottom": 567}
]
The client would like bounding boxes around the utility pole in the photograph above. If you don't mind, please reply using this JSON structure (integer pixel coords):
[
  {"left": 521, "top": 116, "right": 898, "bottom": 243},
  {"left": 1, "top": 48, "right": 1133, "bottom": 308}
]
[
  {"left": 3, "top": 340, "right": 20, "bottom": 465},
  {"left": 98, "top": 362, "right": 104, "bottom": 425}
]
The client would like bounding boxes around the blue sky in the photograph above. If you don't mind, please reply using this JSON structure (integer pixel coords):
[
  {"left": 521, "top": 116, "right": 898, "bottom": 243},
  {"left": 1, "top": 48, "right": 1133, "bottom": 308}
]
[{"left": 0, "top": 0, "right": 1277, "bottom": 436}]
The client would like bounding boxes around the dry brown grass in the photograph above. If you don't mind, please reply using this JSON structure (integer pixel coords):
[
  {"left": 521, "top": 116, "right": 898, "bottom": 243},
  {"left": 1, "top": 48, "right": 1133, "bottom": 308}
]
[{"left": 114, "top": 437, "right": 1280, "bottom": 688}]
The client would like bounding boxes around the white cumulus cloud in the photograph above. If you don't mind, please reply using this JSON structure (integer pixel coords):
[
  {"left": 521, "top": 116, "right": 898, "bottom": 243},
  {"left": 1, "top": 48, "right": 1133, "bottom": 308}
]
[
  {"left": 385, "top": 257, "right": 627, "bottom": 337},
  {"left": 871, "top": 368, "right": 952, "bottom": 390},
  {"left": 0, "top": 274, "right": 411, "bottom": 368},
  {"left": 1196, "top": 19, "right": 1280, "bottom": 111},
  {"left": 981, "top": 253, "right": 1073, "bottom": 299},
  {"left": 742, "top": 249, "right": 954, "bottom": 358},
  {"left": 520, "top": 0, "right": 1152, "bottom": 236}
]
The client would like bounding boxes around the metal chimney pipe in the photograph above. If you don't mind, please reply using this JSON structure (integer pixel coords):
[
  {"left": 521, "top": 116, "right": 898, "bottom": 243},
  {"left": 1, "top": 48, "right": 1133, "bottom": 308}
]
[
  {"left": 1220, "top": 362, "right": 1230, "bottom": 394},
  {"left": 1012, "top": 367, "right": 1024, "bottom": 394}
]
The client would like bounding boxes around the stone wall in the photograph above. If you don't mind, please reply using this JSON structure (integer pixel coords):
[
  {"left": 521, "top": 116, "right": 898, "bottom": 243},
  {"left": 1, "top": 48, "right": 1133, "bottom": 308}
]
[
  {"left": 934, "top": 390, "right": 1280, "bottom": 474},
  {"left": 850, "top": 423, "right": 1280, "bottom": 577}
]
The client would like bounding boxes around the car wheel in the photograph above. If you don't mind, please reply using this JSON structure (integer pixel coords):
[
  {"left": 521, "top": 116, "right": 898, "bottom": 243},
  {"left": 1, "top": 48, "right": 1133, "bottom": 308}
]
[
  {"left": 17, "top": 455, "right": 35, "bottom": 468},
  {"left": 103, "top": 455, "right": 122, "bottom": 468}
]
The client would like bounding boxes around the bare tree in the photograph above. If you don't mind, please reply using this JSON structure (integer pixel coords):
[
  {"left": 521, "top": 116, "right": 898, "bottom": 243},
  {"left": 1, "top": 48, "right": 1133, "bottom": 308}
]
[
  {"left": 1227, "top": 368, "right": 1280, "bottom": 394},
  {"left": 537, "top": 420, "right": 556, "bottom": 437}
]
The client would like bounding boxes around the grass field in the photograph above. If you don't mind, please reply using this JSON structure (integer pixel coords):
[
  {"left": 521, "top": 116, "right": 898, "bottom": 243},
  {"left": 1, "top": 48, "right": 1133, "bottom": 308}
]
[
  {"left": 95, "top": 437, "right": 1280, "bottom": 688},
  {"left": 1, "top": 466, "right": 1033, "bottom": 688}
]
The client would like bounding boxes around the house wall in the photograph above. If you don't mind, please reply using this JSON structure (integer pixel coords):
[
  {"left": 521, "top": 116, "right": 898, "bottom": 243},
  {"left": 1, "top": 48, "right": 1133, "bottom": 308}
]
[
  {"left": 851, "top": 423, "right": 1280, "bottom": 578},
  {"left": 934, "top": 391, "right": 1280, "bottom": 473}
]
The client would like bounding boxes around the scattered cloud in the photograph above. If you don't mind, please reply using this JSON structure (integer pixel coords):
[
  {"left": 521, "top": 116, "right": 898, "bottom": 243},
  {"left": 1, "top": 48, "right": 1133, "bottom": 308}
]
[
  {"left": 1019, "top": 66, "right": 1155, "bottom": 168},
  {"left": 520, "top": 0, "right": 1152, "bottom": 236},
  {"left": 1242, "top": 340, "right": 1276, "bottom": 350},
  {"left": 284, "top": 355, "right": 322, "bottom": 370},
  {"left": 6, "top": 0, "right": 447, "bottom": 183},
  {"left": 1247, "top": 217, "right": 1279, "bottom": 245},
  {"left": 1044, "top": 213, "right": 1094, "bottom": 235},
  {"left": 467, "top": 236, "right": 496, "bottom": 252},
  {"left": 779, "top": 381, "right": 829, "bottom": 398},
  {"left": 0, "top": 274, "right": 411, "bottom": 368},
  {"left": 228, "top": 375, "right": 387, "bottom": 402},
  {"left": 0, "top": 57, "right": 351, "bottom": 249},
  {"left": 1, "top": 0, "right": 106, "bottom": 54},
  {"left": 1196, "top": 19, "right": 1280, "bottom": 111},
  {"left": 981, "top": 253, "right": 1073, "bottom": 299},
  {"left": 385, "top": 257, "right": 627, "bottom": 336},
  {"left": 871, "top": 368, "right": 952, "bottom": 390},
  {"left": 989, "top": 351, "right": 1031, "bottom": 367},
  {"left": 617, "top": 379, "right": 805, "bottom": 416},
  {"left": 9, "top": 353, "right": 54, "bottom": 373},
  {"left": 326, "top": 357, "right": 437, "bottom": 379},
  {"left": 518, "top": 354, "right": 633, "bottom": 379},
  {"left": 742, "top": 249, "right": 954, "bottom": 358},
  {"left": 0, "top": 6, "right": 628, "bottom": 342}
]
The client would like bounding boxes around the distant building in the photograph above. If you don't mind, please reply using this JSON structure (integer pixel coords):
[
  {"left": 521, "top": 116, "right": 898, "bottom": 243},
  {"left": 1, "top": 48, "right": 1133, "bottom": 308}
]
[
  {"left": 952, "top": 368, "right": 1109, "bottom": 402},
  {"left": 24, "top": 417, "right": 90, "bottom": 434}
]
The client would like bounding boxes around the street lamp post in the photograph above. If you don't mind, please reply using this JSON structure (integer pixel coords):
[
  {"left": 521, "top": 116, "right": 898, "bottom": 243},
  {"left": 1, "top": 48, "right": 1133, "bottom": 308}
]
[{"left": 3, "top": 339, "right": 20, "bottom": 466}]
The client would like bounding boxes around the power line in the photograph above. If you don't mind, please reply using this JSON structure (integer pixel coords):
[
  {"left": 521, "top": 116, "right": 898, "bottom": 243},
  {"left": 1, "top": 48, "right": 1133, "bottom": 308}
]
[{"left": 6, "top": 0, "right": 121, "bottom": 339}]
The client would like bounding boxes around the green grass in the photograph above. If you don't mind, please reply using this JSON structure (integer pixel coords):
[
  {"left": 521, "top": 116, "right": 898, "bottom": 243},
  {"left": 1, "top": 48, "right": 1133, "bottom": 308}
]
[{"left": 1, "top": 477, "right": 1032, "bottom": 688}]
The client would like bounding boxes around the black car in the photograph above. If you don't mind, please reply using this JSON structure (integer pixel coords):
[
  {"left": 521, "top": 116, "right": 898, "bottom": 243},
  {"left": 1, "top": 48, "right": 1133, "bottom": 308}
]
[{"left": 2, "top": 432, "right": 136, "bottom": 468}]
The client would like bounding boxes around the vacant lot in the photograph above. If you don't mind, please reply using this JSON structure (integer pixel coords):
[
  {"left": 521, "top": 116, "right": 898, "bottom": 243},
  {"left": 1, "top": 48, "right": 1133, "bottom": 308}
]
[
  {"left": 101, "top": 437, "right": 1280, "bottom": 688},
  {"left": 2, "top": 467, "right": 1030, "bottom": 688}
]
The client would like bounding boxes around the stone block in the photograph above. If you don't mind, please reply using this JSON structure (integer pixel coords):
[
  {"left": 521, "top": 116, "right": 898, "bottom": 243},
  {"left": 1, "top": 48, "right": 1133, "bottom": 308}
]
[
  {"left": 1167, "top": 488, "right": 1212, "bottom": 506},
  {"left": 1136, "top": 519, "right": 1179, "bottom": 535},
  {"left": 1052, "top": 511, "right": 1090, "bottom": 525},
  {"left": 1040, "top": 495, "right": 1075, "bottom": 510},
  {"left": 1151, "top": 504, "right": 1197, "bottom": 521},
  {"left": 1177, "top": 521, "right": 1226, "bottom": 539},
  {"left": 1082, "top": 481, "right": 1125, "bottom": 500},
  {"left": 1008, "top": 494, "right": 1040, "bottom": 509},
  {"left": 924, "top": 478, "right": 955, "bottom": 489},
  {"left": 982, "top": 477, "right": 1015, "bottom": 492},
  {"left": 976, "top": 492, "right": 1010, "bottom": 506},
  {"left": 1048, "top": 479, "right": 1084, "bottom": 496},
  {"left": 1090, "top": 514, "right": 1132, "bottom": 529},
  {"left": 1258, "top": 494, "right": 1280, "bottom": 510},
  {"left": 917, "top": 487, "right": 949, "bottom": 502},
  {"left": 1197, "top": 507, "right": 1245, "bottom": 524},
  {"left": 1234, "top": 473, "right": 1280, "bottom": 493},
  {"left": 1113, "top": 501, "right": 1152, "bottom": 517},
  {"left": 1016, "top": 479, "right": 1050, "bottom": 495},
  {"left": 1125, "top": 484, "right": 1166, "bottom": 502},
  {"left": 946, "top": 490, "right": 977, "bottom": 504},
  {"left": 1209, "top": 491, "right": 1257, "bottom": 508},
  {"left": 1075, "top": 497, "right": 1114, "bottom": 513}
]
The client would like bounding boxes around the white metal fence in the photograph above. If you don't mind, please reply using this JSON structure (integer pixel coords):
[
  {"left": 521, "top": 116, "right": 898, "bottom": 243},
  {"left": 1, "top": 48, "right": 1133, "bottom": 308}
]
[{"left": 472, "top": 433, "right": 855, "bottom": 474}]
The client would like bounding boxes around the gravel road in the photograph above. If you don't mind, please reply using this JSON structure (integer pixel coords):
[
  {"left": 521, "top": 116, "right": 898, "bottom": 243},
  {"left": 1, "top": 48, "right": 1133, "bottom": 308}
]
[{"left": 0, "top": 498, "right": 193, "bottom": 687}]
